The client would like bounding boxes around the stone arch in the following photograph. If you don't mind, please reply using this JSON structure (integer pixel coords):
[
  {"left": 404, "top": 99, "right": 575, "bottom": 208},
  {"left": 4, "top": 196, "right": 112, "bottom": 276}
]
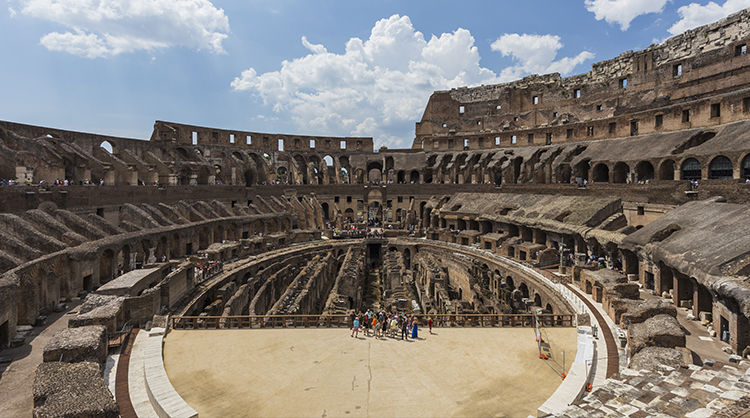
[
  {"left": 612, "top": 162, "right": 629, "bottom": 183},
  {"left": 709, "top": 155, "right": 733, "bottom": 179},
  {"left": 681, "top": 158, "right": 702, "bottom": 180},
  {"left": 518, "top": 282, "right": 529, "bottom": 299},
  {"left": 533, "top": 293, "right": 542, "bottom": 307},
  {"left": 118, "top": 244, "right": 132, "bottom": 273},
  {"left": 99, "top": 140, "right": 116, "bottom": 155},
  {"left": 557, "top": 164, "right": 572, "bottom": 184},
  {"left": 213, "top": 225, "right": 224, "bottom": 243},
  {"left": 574, "top": 159, "right": 590, "bottom": 181},
  {"left": 397, "top": 171, "right": 405, "bottom": 184},
  {"left": 253, "top": 219, "right": 265, "bottom": 235},
  {"left": 244, "top": 169, "right": 255, "bottom": 187},
  {"left": 367, "top": 161, "right": 383, "bottom": 183},
  {"left": 593, "top": 163, "right": 609, "bottom": 182},
  {"left": 635, "top": 161, "right": 654, "bottom": 182},
  {"left": 658, "top": 159, "right": 675, "bottom": 180},
  {"left": 52, "top": 257, "right": 73, "bottom": 299},
  {"left": 199, "top": 228, "right": 209, "bottom": 250},
  {"left": 99, "top": 248, "right": 116, "bottom": 284},
  {"left": 742, "top": 153, "right": 750, "bottom": 179},
  {"left": 197, "top": 166, "right": 212, "bottom": 185},
  {"left": 178, "top": 166, "right": 193, "bottom": 185},
  {"left": 169, "top": 233, "right": 181, "bottom": 259},
  {"left": 505, "top": 276, "right": 515, "bottom": 291},
  {"left": 136, "top": 240, "right": 150, "bottom": 268},
  {"left": 157, "top": 236, "right": 168, "bottom": 261},
  {"left": 410, "top": 170, "right": 420, "bottom": 183}
]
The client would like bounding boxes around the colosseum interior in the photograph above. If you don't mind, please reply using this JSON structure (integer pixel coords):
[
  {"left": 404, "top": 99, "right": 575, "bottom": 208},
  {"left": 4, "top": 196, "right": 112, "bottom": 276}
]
[{"left": 4, "top": 7, "right": 750, "bottom": 418}]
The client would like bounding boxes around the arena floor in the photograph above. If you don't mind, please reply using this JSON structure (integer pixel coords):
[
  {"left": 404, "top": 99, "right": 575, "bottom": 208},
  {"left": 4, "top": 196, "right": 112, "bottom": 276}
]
[{"left": 163, "top": 327, "right": 578, "bottom": 418}]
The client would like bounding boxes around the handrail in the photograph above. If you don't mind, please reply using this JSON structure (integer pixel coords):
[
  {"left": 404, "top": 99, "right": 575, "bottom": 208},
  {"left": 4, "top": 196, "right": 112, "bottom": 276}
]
[{"left": 169, "top": 313, "right": 575, "bottom": 329}]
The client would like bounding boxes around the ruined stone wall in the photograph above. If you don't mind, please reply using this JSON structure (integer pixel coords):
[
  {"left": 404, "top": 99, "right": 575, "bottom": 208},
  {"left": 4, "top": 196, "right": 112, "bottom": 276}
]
[
  {"left": 323, "top": 246, "right": 365, "bottom": 315},
  {"left": 415, "top": 8, "right": 750, "bottom": 153}
]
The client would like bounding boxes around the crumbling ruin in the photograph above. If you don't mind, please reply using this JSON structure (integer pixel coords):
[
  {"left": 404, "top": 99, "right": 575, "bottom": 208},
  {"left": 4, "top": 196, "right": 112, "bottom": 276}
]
[{"left": 1, "top": 7, "right": 750, "bottom": 418}]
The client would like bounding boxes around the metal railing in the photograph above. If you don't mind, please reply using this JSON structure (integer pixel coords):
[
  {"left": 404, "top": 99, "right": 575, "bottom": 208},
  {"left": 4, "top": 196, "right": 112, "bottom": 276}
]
[{"left": 169, "top": 313, "right": 575, "bottom": 330}]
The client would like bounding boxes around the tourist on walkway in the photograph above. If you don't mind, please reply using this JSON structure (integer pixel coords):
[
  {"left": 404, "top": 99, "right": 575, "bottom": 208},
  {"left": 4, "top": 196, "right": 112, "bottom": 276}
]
[
  {"left": 352, "top": 317, "right": 360, "bottom": 338},
  {"left": 428, "top": 317, "right": 433, "bottom": 334},
  {"left": 401, "top": 315, "right": 409, "bottom": 340},
  {"left": 411, "top": 318, "right": 419, "bottom": 339}
]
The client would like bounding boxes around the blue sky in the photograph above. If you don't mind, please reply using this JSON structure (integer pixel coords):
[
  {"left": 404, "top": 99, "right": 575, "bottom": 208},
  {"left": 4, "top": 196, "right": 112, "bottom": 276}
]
[{"left": 2, "top": 0, "right": 750, "bottom": 149}]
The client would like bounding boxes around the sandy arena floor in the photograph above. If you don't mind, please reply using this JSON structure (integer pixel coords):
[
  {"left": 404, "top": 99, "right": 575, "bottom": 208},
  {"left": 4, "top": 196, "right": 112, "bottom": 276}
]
[{"left": 163, "top": 327, "right": 577, "bottom": 418}]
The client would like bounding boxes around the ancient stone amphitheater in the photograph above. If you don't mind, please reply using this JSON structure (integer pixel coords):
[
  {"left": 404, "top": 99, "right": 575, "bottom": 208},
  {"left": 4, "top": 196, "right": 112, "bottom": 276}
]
[{"left": 4, "top": 8, "right": 750, "bottom": 418}]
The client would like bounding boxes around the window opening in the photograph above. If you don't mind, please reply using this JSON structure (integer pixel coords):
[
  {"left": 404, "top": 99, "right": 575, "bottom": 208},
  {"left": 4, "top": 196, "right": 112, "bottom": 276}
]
[{"left": 711, "top": 103, "right": 721, "bottom": 118}]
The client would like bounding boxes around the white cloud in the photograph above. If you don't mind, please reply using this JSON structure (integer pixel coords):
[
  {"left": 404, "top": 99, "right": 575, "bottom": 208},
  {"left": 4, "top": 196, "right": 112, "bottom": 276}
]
[
  {"left": 585, "top": 0, "right": 670, "bottom": 30},
  {"left": 232, "top": 15, "right": 593, "bottom": 149},
  {"left": 491, "top": 34, "right": 595, "bottom": 81},
  {"left": 668, "top": 0, "right": 750, "bottom": 35},
  {"left": 232, "top": 15, "right": 500, "bottom": 148},
  {"left": 8, "top": 7, "right": 17, "bottom": 17},
  {"left": 17, "top": 0, "right": 229, "bottom": 58}
]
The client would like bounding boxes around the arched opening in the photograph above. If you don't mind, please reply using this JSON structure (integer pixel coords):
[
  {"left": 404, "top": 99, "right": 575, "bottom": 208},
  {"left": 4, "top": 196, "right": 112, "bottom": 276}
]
[
  {"left": 100, "top": 141, "right": 115, "bottom": 154},
  {"left": 118, "top": 244, "right": 131, "bottom": 273},
  {"left": 658, "top": 261, "right": 673, "bottom": 297},
  {"left": 505, "top": 276, "right": 515, "bottom": 291},
  {"left": 244, "top": 169, "right": 255, "bottom": 187},
  {"left": 403, "top": 248, "right": 411, "bottom": 269},
  {"left": 367, "top": 161, "right": 383, "bottom": 183},
  {"left": 169, "top": 234, "right": 180, "bottom": 259},
  {"left": 534, "top": 293, "right": 542, "bottom": 307},
  {"left": 518, "top": 282, "right": 529, "bottom": 299},
  {"left": 397, "top": 171, "right": 405, "bottom": 184},
  {"left": 321, "top": 203, "right": 330, "bottom": 221},
  {"left": 681, "top": 158, "right": 702, "bottom": 180},
  {"left": 635, "top": 161, "right": 654, "bottom": 182},
  {"left": 545, "top": 303, "right": 553, "bottom": 314},
  {"left": 178, "top": 166, "right": 192, "bottom": 185},
  {"left": 99, "top": 249, "right": 115, "bottom": 284},
  {"left": 593, "top": 163, "right": 609, "bottom": 182},
  {"left": 198, "top": 228, "right": 209, "bottom": 250},
  {"left": 410, "top": 170, "right": 420, "bottom": 183},
  {"left": 575, "top": 160, "right": 590, "bottom": 182},
  {"left": 612, "top": 162, "right": 629, "bottom": 183},
  {"left": 512, "top": 157, "right": 523, "bottom": 183},
  {"left": 658, "top": 159, "right": 675, "bottom": 180},
  {"left": 557, "top": 164, "right": 572, "bottom": 184},
  {"left": 743, "top": 154, "right": 750, "bottom": 179},
  {"left": 709, "top": 155, "right": 733, "bottom": 179}
]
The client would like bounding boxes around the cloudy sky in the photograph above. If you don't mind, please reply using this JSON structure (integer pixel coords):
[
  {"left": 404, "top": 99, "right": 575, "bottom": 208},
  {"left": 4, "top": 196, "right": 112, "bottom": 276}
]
[{"left": 2, "top": 0, "right": 750, "bottom": 149}]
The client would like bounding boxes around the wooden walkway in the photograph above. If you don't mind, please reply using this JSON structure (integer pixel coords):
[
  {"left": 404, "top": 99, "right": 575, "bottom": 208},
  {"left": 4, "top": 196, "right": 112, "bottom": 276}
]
[
  {"left": 114, "top": 327, "right": 139, "bottom": 418},
  {"left": 564, "top": 284, "right": 619, "bottom": 378}
]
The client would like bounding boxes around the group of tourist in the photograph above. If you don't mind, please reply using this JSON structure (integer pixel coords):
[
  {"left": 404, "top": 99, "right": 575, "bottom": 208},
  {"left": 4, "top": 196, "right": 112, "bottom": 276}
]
[{"left": 350, "top": 309, "right": 433, "bottom": 340}]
